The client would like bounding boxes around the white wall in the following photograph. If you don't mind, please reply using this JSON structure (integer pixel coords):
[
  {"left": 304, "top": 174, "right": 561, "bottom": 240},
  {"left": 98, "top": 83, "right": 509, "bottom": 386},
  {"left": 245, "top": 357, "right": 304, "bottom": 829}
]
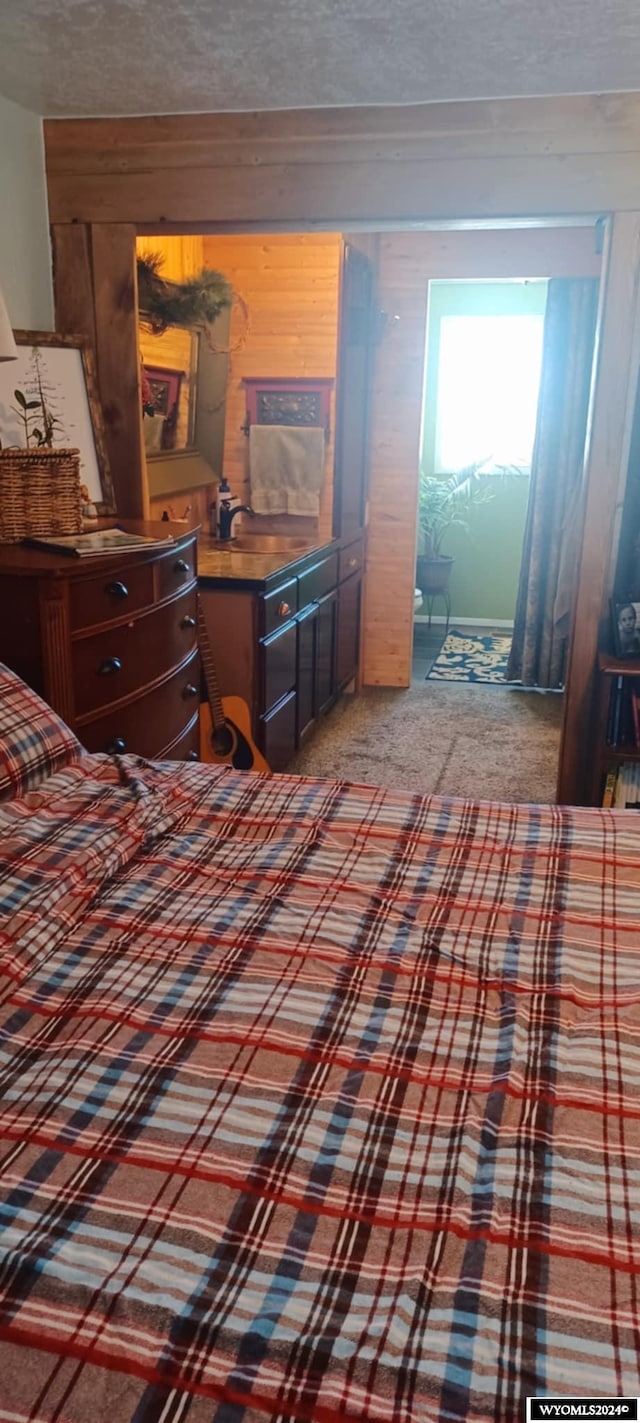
[{"left": 0, "top": 93, "right": 53, "bottom": 330}]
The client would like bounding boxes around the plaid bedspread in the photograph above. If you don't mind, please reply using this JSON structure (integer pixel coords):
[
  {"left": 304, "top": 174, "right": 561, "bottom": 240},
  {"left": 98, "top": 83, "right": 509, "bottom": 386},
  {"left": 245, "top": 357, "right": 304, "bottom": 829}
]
[{"left": 1, "top": 754, "right": 640, "bottom": 1422}]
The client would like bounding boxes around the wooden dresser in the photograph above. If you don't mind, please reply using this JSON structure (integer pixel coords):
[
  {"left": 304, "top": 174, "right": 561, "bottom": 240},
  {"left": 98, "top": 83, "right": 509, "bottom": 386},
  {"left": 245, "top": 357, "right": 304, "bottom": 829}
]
[{"left": 0, "top": 524, "right": 201, "bottom": 761}]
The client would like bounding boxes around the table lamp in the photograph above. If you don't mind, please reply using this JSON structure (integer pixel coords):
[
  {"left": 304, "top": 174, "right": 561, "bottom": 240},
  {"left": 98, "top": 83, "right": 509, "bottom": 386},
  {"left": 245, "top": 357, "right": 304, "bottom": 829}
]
[{"left": 0, "top": 286, "right": 17, "bottom": 361}]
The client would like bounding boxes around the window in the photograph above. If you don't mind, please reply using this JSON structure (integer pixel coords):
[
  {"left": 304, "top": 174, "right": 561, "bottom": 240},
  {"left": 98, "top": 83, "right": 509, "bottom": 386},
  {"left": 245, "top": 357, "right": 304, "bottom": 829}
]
[{"left": 433, "top": 313, "right": 544, "bottom": 475}]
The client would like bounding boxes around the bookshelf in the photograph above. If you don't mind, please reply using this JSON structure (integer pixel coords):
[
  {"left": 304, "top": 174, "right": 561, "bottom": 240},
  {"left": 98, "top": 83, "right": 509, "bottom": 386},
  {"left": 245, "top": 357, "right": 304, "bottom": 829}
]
[{"left": 592, "top": 652, "right": 640, "bottom": 805}]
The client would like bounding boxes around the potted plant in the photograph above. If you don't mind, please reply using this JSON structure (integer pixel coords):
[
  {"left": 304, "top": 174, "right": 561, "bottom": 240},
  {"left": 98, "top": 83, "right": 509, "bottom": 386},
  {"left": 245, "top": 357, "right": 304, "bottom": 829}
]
[{"left": 416, "top": 460, "right": 499, "bottom": 594}]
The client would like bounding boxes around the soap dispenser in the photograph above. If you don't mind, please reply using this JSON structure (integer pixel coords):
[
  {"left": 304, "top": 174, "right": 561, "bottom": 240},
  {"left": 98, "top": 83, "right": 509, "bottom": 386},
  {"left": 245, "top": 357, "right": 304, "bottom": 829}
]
[{"left": 212, "top": 476, "right": 240, "bottom": 538}]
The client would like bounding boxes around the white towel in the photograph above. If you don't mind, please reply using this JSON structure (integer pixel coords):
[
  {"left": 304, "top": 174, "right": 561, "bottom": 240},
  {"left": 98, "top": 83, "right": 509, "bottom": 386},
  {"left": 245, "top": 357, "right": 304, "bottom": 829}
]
[{"left": 249, "top": 424, "right": 326, "bottom": 516}]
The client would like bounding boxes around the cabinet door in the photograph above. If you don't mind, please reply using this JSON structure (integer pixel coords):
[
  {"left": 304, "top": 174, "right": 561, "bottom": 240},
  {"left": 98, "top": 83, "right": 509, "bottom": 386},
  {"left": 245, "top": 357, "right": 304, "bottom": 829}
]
[
  {"left": 297, "top": 602, "right": 318, "bottom": 745},
  {"left": 336, "top": 572, "right": 362, "bottom": 692},
  {"left": 333, "top": 242, "right": 375, "bottom": 543},
  {"left": 260, "top": 691, "right": 297, "bottom": 772},
  {"left": 262, "top": 619, "right": 297, "bottom": 714},
  {"left": 316, "top": 589, "right": 337, "bottom": 717}
]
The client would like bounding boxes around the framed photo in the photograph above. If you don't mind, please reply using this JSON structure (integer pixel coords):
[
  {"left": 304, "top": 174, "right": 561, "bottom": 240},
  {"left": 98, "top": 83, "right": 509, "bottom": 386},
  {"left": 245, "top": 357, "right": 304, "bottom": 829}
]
[
  {"left": 611, "top": 599, "right": 640, "bottom": 659},
  {"left": 143, "top": 365, "right": 186, "bottom": 453},
  {"left": 1, "top": 332, "right": 116, "bottom": 514},
  {"left": 144, "top": 365, "right": 184, "bottom": 419}
]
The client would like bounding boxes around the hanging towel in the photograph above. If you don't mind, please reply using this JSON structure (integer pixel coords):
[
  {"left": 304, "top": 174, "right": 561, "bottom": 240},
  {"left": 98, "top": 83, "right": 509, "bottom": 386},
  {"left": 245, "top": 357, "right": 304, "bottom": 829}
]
[{"left": 249, "top": 424, "right": 326, "bottom": 516}]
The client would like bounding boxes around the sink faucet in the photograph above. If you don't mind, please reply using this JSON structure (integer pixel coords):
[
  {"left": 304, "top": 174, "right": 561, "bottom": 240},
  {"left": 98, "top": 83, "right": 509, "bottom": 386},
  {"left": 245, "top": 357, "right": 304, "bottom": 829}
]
[{"left": 218, "top": 503, "right": 256, "bottom": 541}]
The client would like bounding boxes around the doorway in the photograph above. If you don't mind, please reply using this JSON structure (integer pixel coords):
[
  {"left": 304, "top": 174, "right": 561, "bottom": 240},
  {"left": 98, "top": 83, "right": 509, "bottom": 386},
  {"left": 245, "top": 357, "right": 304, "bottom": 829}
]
[{"left": 414, "top": 276, "right": 548, "bottom": 680}]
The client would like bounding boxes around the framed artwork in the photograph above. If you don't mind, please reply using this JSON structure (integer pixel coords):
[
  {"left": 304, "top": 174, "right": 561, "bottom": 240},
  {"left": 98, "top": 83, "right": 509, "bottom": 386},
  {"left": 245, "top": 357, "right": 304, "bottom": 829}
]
[
  {"left": 143, "top": 365, "right": 185, "bottom": 452},
  {"left": 242, "top": 377, "right": 333, "bottom": 437},
  {"left": 611, "top": 599, "right": 640, "bottom": 659},
  {"left": 2, "top": 332, "right": 116, "bottom": 514},
  {"left": 143, "top": 365, "right": 184, "bottom": 419}
]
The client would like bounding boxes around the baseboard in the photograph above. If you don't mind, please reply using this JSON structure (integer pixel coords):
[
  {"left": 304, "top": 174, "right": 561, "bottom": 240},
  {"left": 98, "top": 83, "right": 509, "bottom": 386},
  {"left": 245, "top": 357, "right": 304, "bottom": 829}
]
[{"left": 414, "top": 615, "right": 515, "bottom": 629}]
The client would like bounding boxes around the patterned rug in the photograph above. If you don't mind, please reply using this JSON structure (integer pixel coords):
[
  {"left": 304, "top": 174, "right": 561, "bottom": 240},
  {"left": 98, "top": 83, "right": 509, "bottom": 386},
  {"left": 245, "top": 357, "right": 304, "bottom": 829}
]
[{"left": 428, "top": 630, "right": 514, "bottom": 683}]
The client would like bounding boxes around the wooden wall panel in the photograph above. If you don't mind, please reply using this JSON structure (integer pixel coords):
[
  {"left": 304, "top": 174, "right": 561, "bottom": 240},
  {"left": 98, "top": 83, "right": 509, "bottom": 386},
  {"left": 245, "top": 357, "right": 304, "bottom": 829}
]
[
  {"left": 363, "top": 226, "right": 602, "bottom": 687},
  {"left": 202, "top": 232, "right": 342, "bottom": 543},
  {"left": 44, "top": 95, "right": 640, "bottom": 227}
]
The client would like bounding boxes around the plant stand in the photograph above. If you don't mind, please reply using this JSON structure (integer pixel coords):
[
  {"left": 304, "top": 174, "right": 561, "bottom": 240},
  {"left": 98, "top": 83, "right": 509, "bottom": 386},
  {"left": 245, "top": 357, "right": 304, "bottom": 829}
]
[{"left": 421, "top": 587, "right": 451, "bottom": 635}]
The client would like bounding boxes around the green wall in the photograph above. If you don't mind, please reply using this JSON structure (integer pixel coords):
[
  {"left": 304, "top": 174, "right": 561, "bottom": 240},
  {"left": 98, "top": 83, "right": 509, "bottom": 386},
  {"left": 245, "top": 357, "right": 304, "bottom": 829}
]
[{"left": 420, "top": 280, "right": 548, "bottom": 622}]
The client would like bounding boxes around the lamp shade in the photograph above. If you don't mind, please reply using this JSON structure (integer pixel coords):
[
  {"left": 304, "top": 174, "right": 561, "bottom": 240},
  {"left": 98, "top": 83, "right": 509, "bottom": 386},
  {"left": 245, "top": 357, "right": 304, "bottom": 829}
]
[{"left": 0, "top": 286, "right": 17, "bottom": 361}]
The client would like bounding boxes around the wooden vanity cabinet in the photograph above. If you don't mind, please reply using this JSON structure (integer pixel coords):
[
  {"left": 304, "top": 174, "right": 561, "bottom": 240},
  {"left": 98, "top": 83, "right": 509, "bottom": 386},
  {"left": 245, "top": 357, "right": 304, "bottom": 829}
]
[{"left": 200, "top": 545, "right": 345, "bottom": 771}]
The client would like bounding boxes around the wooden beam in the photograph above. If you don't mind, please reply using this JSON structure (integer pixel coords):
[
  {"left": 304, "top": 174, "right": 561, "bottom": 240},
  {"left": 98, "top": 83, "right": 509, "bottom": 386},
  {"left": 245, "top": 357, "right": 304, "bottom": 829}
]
[
  {"left": 557, "top": 212, "right": 640, "bottom": 804},
  {"left": 45, "top": 156, "right": 640, "bottom": 229},
  {"left": 43, "top": 94, "right": 640, "bottom": 229},
  {"left": 90, "top": 224, "right": 147, "bottom": 520},
  {"left": 51, "top": 223, "right": 97, "bottom": 345},
  {"left": 42, "top": 94, "right": 640, "bottom": 170}
]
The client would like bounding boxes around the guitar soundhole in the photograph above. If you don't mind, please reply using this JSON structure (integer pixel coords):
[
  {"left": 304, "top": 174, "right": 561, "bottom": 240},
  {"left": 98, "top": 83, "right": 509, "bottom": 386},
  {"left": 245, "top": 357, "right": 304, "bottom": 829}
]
[{"left": 212, "top": 723, "right": 234, "bottom": 756}]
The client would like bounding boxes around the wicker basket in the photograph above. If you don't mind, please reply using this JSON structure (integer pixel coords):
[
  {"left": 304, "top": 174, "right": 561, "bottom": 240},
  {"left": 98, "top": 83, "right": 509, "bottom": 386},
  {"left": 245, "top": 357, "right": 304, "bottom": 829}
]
[{"left": 0, "top": 448, "right": 82, "bottom": 543}]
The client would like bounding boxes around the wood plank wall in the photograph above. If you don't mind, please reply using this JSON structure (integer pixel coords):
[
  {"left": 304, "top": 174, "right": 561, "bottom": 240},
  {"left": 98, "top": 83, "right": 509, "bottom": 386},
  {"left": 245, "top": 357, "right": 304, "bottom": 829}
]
[
  {"left": 202, "top": 233, "right": 341, "bottom": 543},
  {"left": 364, "top": 227, "right": 602, "bottom": 687}
]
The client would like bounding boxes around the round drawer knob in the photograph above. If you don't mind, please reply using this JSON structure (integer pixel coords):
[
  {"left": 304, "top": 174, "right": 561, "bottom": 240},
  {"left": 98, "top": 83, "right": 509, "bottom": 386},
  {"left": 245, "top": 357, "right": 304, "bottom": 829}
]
[
  {"left": 186, "top": 749, "right": 199, "bottom": 761},
  {"left": 349, "top": 557, "right": 358, "bottom": 569},
  {"left": 183, "top": 683, "right": 198, "bottom": 699},
  {"left": 105, "top": 736, "right": 126, "bottom": 754},
  {"left": 180, "top": 614, "right": 196, "bottom": 629},
  {"left": 106, "top": 580, "right": 128, "bottom": 599},
  {"left": 174, "top": 559, "right": 190, "bottom": 574},
  {"left": 98, "top": 656, "right": 122, "bottom": 676},
  {"left": 278, "top": 601, "right": 291, "bottom": 618}
]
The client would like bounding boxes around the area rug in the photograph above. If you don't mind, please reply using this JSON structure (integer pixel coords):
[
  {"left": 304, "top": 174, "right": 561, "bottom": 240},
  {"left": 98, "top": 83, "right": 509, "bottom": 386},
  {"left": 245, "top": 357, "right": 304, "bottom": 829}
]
[{"left": 428, "top": 629, "right": 514, "bottom": 683}]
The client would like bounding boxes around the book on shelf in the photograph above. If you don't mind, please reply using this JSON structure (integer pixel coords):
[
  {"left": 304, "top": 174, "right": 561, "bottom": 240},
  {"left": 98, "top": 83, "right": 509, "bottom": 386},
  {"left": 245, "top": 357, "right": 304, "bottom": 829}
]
[
  {"left": 602, "top": 769, "right": 618, "bottom": 807},
  {"left": 602, "top": 761, "right": 640, "bottom": 808},
  {"left": 24, "top": 528, "right": 176, "bottom": 558},
  {"left": 632, "top": 688, "right": 640, "bottom": 746},
  {"left": 607, "top": 672, "right": 640, "bottom": 748}
]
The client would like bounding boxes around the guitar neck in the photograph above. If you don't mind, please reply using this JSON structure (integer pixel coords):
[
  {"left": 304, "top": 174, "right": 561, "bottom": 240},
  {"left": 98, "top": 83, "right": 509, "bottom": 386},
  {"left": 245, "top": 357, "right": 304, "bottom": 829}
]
[{"left": 197, "top": 600, "right": 226, "bottom": 731}]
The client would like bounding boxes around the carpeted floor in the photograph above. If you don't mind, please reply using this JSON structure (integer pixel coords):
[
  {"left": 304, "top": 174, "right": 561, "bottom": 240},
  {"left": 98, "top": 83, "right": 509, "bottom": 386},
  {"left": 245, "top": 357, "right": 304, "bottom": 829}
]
[
  {"left": 428, "top": 629, "right": 513, "bottom": 683},
  {"left": 288, "top": 681, "right": 564, "bottom": 802}
]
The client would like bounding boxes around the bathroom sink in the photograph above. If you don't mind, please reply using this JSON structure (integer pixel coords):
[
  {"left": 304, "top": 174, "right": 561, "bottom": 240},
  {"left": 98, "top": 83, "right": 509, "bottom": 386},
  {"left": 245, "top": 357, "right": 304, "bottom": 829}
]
[{"left": 228, "top": 535, "right": 312, "bottom": 554}]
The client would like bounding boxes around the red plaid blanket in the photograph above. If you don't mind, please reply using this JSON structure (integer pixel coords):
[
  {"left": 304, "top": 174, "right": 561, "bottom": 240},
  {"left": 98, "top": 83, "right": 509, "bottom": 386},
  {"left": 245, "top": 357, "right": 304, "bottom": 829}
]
[{"left": 1, "top": 754, "right": 639, "bottom": 1421}]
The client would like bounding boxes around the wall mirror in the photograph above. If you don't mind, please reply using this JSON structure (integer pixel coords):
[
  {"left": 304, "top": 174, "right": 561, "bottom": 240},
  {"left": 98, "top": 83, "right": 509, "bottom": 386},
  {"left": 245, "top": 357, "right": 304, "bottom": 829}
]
[{"left": 137, "top": 245, "right": 231, "bottom": 499}]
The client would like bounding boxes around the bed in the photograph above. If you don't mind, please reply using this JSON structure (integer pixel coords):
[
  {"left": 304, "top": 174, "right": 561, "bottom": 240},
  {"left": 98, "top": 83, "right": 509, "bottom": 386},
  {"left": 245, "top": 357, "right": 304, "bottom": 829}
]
[{"left": 1, "top": 661, "right": 639, "bottom": 1422}]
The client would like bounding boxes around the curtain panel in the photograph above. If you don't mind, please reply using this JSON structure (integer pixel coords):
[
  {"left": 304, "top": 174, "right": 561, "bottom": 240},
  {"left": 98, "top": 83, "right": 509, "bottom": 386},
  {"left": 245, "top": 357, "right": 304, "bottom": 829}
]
[{"left": 507, "top": 277, "right": 599, "bottom": 689}]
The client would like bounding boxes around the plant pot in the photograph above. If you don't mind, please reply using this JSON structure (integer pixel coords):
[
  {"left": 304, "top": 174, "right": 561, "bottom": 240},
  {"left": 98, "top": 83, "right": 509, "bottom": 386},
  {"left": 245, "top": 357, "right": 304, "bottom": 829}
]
[
  {"left": 0, "top": 448, "right": 82, "bottom": 543},
  {"left": 416, "top": 554, "right": 453, "bottom": 594}
]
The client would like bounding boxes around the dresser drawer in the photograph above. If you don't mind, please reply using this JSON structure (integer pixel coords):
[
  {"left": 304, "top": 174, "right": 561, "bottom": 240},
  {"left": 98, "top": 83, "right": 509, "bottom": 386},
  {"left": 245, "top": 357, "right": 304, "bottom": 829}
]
[
  {"left": 69, "top": 561, "right": 155, "bottom": 631},
  {"left": 298, "top": 553, "right": 338, "bottom": 608},
  {"left": 338, "top": 538, "right": 364, "bottom": 583},
  {"left": 78, "top": 652, "right": 200, "bottom": 758},
  {"left": 261, "top": 579, "right": 298, "bottom": 638},
  {"left": 155, "top": 542, "right": 197, "bottom": 602},
  {"left": 157, "top": 712, "right": 201, "bottom": 762},
  {"left": 72, "top": 588, "right": 197, "bottom": 717}
]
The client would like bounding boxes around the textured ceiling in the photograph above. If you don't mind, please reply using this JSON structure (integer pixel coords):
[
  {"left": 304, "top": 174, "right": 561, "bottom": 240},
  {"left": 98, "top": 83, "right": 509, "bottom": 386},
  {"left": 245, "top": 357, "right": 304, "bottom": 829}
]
[{"left": 0, "top": 0, "right": 639, "bottom": 118}]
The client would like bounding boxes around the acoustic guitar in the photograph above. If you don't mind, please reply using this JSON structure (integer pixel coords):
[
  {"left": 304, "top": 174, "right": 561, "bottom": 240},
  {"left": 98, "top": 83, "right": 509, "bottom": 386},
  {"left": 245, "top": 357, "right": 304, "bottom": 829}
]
[{"left": 197, "top": 598, "right": 271, "bottom": 773}]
